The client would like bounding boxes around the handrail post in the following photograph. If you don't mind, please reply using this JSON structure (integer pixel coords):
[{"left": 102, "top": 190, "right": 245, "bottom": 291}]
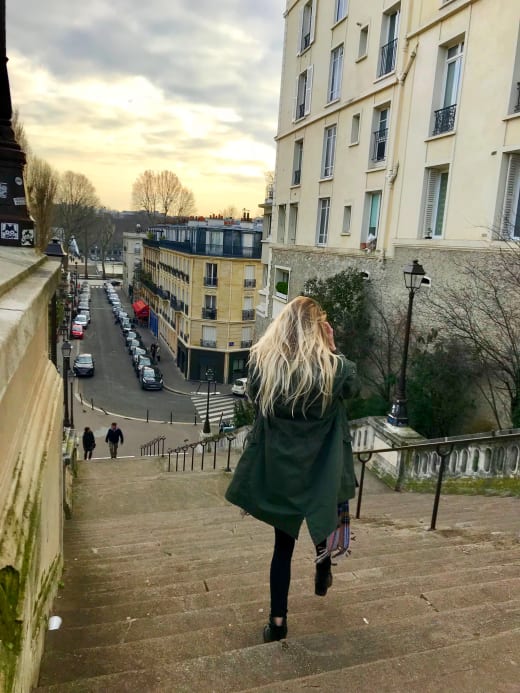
[
  {"left": 355, "top": 452, "right": 372, "bottom": 519},
  {"left": 161, "top": 436, "right": 165, "bottom": 457},
  {"left": 176, "top": 449, "right": 180, "bottom": 472},
  {"left": 430, "top": 444, "right": 454, "bottom": 530},
  {"left": 226, "top": 436, "right": 234, "bottom": 472},
  {"left": 168, "top": 450, "right": 171, "bottom": 472},
  {"left": 213, "top": 436, "right": 218, "bottom": 469}
]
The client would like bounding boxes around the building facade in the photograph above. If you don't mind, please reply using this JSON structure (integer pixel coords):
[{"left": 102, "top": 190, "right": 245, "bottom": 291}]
[
  {"left": 122, "top": 227, "right": 145, "bottom": 299},
  {"left": 259, "top": 0, "right": 520, "bottom": 328},
  {"left": 140, "top": 221, "right": 263, "bottom": 383}
]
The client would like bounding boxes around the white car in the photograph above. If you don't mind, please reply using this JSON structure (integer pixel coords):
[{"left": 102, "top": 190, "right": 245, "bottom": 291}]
[
  {"left": 74, "top": 314, "right": 88, "bottom": 329},
  {"left": 232, "top": 378, "right": 248, "bottom": 396}
]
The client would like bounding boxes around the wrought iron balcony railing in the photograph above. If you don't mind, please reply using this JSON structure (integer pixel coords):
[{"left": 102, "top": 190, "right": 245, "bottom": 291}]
[
  {"left": 432, "top": 104, "right": 457, "bottom": 136},
  {"left": 371, "top": 128, "right": 388, "bottom": 162},
  {"left": 202, "top": 308, "right": 217, "bottom": 320},
  {"left": 244, "top": 278, "right": 256, "bottom": 288},
  {"left": 204, "top": 276, "right": 218, "bottom": 287},
  {"left": 200, "top": 339, "right": 217, "bottom": 348},
  {"left": 292, "top": 169, "right": 301, "bottom": 185},
  {"left": 378, "top": 38, "right": 397, "bottom": 77},
  {"left": 242, "top": 309, "right": 255, "bottom": 321},
  {"left": 241, "top": 340, "right": 253, "bottom": 348}
]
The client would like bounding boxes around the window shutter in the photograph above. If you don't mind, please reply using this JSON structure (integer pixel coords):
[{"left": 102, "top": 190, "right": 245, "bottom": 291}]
[
  {"left": 304, "top": 65, "right": 314, "bottom": 115},
  {"left": 297, "top": 6, "right": 304, "bottom": 53},
  {"left": 293, "top": 75, "right": 299, "bottom": 121},
  {"left": 502, "top": 154, "right": 520, "bottom": 237},
  {"left": 309, "top": 0, "right": 317, "bottom": 45},
  {"left": 434, "top": 171, "right": 449, "bottom": 237},
  {"left": 423, "top": 169, "right": 440, "bottom": 238}
]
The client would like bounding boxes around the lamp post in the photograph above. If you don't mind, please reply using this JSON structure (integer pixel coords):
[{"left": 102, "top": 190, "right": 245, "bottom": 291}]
[
  {"left": 387, "top": 259, "right": 426, "bottom": 427},
  {"left": 61, "top": 340, "right": 72, "bottom": 427},
  {"left": 203, "top": 368, "right": 214, "bottom": 434}
]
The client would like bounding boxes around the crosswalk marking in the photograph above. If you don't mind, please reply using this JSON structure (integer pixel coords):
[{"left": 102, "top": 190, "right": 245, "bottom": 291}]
[{"left": 191, "top": 394, "right": 237, "bottom": 424}]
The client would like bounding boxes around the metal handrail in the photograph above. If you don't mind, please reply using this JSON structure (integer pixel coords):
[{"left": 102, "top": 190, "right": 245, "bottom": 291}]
[
  {"left": 167, "top": 433, "right": 236, "bottom": 473},
  {"left": 140, "top": 435, "right": 166, "bottom": 457},
  {"left": 353, "top": 430, "right": 520, "bottom": 530}
]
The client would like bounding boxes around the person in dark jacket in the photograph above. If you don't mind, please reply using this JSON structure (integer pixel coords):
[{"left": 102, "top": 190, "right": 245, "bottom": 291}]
[
  {"left": 225, "top": 296, "right": 357, "bottom": 643},
  {"left": 105, "top": 422, "right": 124, "bottom": 459},
  {"left": 82, "top": 426, "right": 96, "bottom": 460}
]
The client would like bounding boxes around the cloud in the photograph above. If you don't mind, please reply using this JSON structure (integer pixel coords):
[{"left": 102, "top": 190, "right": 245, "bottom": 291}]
[{"left": 7, "top": 0, "right": 284, "bottom": 214}]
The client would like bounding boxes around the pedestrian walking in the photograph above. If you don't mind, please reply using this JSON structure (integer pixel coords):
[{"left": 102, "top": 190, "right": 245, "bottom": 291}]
[
  {"left": 105, "top": 422, "right": 124, "bottom": 459},
  {"left": 150, "top": 343, "right": 157, "bottom": 362},
  {"left": 82, "top": 426, "right": 96, "bottom": 460},
  {"left": 225, "top": 296, "right": 358, "bottom": 643},
  {"left": 155, "top": 344, "right": 161, "bottom": 362}
]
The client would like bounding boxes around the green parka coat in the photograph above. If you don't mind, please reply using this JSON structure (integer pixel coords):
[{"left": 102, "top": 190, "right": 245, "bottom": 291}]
[{"left": 225, "top": 354, "right": 357, "bottom": 545}]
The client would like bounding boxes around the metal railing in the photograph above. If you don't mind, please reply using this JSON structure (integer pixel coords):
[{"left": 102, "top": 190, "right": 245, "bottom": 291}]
[
  {"left": 371, "top": 128, "right": 388, "bottom": 162},
  {"left": 140, "top": 436, "right": 166, "bottom": 457},
  {"left": 353, "top": 429, "right": 520, "bottom": 530},
  {"left": 167, "top": 433, "right": 236, "bottom": 473},
  {"left": 432, "top": 104, "right": 457, "bottom": 135},
  {"left": 378, "top": 38, "right": 397, "bottom": 77},
  {"left": 515, "top": 82, "right": 520, "bottom": 113},
  {"left": 202, "top": 308, "right": 217, "bottom": 320}
]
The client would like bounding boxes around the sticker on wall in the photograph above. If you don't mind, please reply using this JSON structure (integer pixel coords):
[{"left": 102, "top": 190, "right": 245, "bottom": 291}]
[
  {"left": 1, "top": 222, "right": 20, "bottom": 240},
  {"left": 0, "top": 183, "right": 7, "bottom": 199},
  {"left": 13, "top": 197, "right": 26, "bottom": 206},
  {"left": 15, "top": 177, "right": 23, "bottom": 186},
  {"left": 21, "top": 228, "right": 34, "bottom": 246}
]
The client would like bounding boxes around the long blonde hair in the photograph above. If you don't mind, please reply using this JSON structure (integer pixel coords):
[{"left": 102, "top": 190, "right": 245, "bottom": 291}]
[{"left": 250, "top": 296, "right": 340, "bottom": 416}]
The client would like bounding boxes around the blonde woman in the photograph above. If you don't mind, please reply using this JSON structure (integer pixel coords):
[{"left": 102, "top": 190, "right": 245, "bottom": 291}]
[{"left": 225, "top": 296, "right": 357, "bottom": 642}]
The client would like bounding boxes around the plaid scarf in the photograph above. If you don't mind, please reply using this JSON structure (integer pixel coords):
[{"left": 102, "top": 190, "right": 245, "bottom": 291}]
[{"left": 315, "top": 500, "right": 351, "bottom": 564}]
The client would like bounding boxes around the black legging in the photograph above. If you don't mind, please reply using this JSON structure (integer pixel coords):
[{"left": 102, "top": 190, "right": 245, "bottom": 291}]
[{"left": 270, "top": 527, "right": 330, "bottom": 618}]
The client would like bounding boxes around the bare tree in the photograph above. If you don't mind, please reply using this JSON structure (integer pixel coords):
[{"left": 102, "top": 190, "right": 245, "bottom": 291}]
[
  {"left": 92, "top": 209, "right": 116, "bottom": 279},
  {"left": 220, "top": 205, "right": 238, "bottom": 219},
  {"left": 132, "top": 170, "right": 196, "bottom": 221},
  {"left": 427, "top": 250, "right": 520, "bottom": 428},
  {"left": 54, "top": 171, "right": 99, "bottom": 277},
  {"left": 25, "top": 156, "right": 60, "bottom": 252}
]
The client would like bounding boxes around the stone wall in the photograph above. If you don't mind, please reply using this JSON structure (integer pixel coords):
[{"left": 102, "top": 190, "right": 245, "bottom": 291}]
[{"left": 0, "top": 249, "right": 64, "bottom": 693}]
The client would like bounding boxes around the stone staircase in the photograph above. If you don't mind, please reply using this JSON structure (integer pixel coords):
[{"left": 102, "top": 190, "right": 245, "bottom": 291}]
[{"left": 34, "top": 457, "right": 520, "bottom": 692}]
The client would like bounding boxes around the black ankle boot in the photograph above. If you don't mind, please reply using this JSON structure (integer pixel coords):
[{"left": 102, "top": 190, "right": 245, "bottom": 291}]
[
  {"left": 263, "top": 616, "right": 288, "bottom": 643},
  {"left": 315, "top": 563, "right": 333, "bottom": 596}
]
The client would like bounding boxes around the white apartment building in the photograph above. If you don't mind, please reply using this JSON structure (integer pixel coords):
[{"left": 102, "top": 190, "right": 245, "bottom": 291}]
[
  {"left": 258, "top": 0, "right": 520, "bottom": 326},
  {"left": 122, "top": 227, "right": 145, "bottom": 298}
]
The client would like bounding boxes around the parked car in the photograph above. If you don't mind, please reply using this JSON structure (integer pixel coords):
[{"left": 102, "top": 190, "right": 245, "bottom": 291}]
[
  {"left": 135, "top": 355, "right": 152, "bottom": 374},
  {"left": 73, "top": 353, "right": 95, "bottom": 376},
  {"left": 78, "top": 301, "right": 90, "bottom": 311},
  {"left": 110, "top": 280, "right": 122, "bottom": 286},
  {"left": 131, "top": 346, "right": 147, "bottom": 365},
  {"left": 127, "top": 338, "right": 142, "bottom": 353},
  {"left": 139, "top": 366, "right": 163, "bottom": 390},
  {"left": 71, "top": 323, "right": 84, "bottom": 339},
  {"left": 124, "top": 330, "right": 138, "bottom": 344},
  {"left": 74, "top": 314, "right": 88, "bottom": 330},
  {"left": 77, "top": 309, "right": 91, "bottom": 324},
  {"left": 120, "top": 320, "right": 131, "bottom": 332},
  {"left": 232, "top": 377, "right": 248, "bottom": 396}
]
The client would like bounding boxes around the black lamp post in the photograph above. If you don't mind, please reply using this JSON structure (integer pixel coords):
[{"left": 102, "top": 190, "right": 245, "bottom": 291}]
[
  {"left": 61, "top": 340, "right": 72, "bottom": 427},
  {"left": 387, "top": 259, "right": 426, "bottom": 427},
  {"left": 203, "top": 368, "right": 215, "bottom": 434}
]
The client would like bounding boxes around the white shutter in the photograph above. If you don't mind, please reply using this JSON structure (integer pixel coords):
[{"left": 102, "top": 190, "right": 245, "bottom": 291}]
[
  {"left": 423, "top": 169, "right": 440, "bottom": 238},
  {"left": 297, "top": 6, "right": 304, "bottom": 53},
  {"left": 293, "top": 75, "right": 299, "bottom": 121},
  {"left": 309, "top": 0, "right": 317, "bottom": 45},
  {"left": 502, "top": 154, "right": 520, "bottom": 238},
  {"left": 304, "top": 65, "right": 314, "bottom": 115}
]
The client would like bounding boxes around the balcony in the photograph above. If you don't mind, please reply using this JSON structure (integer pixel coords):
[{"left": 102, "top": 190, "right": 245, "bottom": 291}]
[
  {"left": 202, "top": 308, "right": 217, "bottom": 320},
  {"left": 371, "top": 128, "right": 388, "bottom": 162},
  {"left": 241, "top": 340, "right": 253, "bottom": 348},
  {"left": 432, "top": 104, "right": 457, "bottom": 136},
  {"left": 204, "top": 276, "right": 218, "bottom": 287},
  {"left": 244, "top": 278, "right": 256, "bottom": 288},
  {"left": 242, "top": 309, "right": 255, "bottom": 321},
  {"left": 378, "top": 38, "right": 397, "bottom": 77},
  {"left": 200, "top": 339, "right": 217, "bottom": 348}
]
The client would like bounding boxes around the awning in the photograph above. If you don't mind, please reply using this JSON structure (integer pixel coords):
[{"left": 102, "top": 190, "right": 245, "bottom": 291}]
[{"left": 132, "top": 300, "right": 149, "bottom": 317}]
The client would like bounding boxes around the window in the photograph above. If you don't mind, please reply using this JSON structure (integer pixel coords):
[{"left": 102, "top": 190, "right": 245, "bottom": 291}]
[
  {"left": 328, "top": 45, "right": 344, "bottom": 102},
  {"left": 288, "top": 204, "right": 298, "bottom": 244},
  {"left": 365, "top": 191, "right": 382, "bottom": 242},
  {"left": 299, "top": 0, "right": 316, "bottom": 53},
  {"left": 241, "top": 326, "right": 252, "bottom": 348},
  {"left": 294, "top": 66, "right": 314, "bottom": 121},
  {"left": 277, "top": 205, "right": 286, "bottom": 243},
  {"left": 422, "top": 167, "right": 449, "bottom": 238},
  {"left": 358, "top": 25, "right": 369, "bottom": 59},
  {"left": 378, "top": 8, "right": 399, "bottom": 76},
  {"left": 292, "top": 140, "right": 303, "bottom": 185},
  {"left": 341, "top": 206, "right": 352, "bottom": 235},
  {"left": 509, "top": 33, "right": 520, "bottom": 114},
  {"left": 501, "top": 154, "right": 520, "bottom": 239},
  {"left": 244, "top": 265, "right": 256, "bottom": 288},
  {"left": 371, "top": 108, "right": 389, "bottom": 162},
  {"left": 205, "top": 230, "right": 223, "bottom": 255},
  {"left": 317, "top": 198, "right": 331, "bottom": 246},
  {"left": 432, "top": 41, "right": 464, "bottom": 135},
  {"left": 204, "top": 263, "right": 218, "bottom": 287},
  {"left": 322, "top": 125, "right": 337, "bottom": 178},
  {"left": 275, "top": 267, "right": 290, "bottom": 299},
  {"left": 242, "top": 296, "right": 254, "bottom": 321},
  {"left": 350, "top": 113, "right": 361, "bottom": 144},
  {"left": 201, "top": 325, "right": 217, "bottom": 348},
  {"left": 203, "top": 295, "right": 217, "bottom": 320},
  {"left": 334, "top": 0, "right": 347, "bottom": 23}
]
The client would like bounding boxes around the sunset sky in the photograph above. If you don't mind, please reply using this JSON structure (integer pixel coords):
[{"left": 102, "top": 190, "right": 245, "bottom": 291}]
[{"left": 7, "top": 0, "right": 285, "bottom": 216}]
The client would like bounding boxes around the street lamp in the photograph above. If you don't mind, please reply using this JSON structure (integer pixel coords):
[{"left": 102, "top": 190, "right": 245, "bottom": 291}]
[
  {"left": 387, "top": 259, "right": 426, "bottom": 427},
  {"left": 203, "top": 368, "right": 215, "bottom": 434},
  {"left": 61, "top": 340, "right": 72, "bottom": 427}
]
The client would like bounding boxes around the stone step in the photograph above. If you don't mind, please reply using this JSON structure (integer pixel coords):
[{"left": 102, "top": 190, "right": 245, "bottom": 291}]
[
  {"left": 34, "top": 628, "right": 520, "bottom": 693},
  {"left": 43, "top": 576, "right": 520, "bottom": 654},
  {"left": 53, "top": 544, "right": 520, "bottom": 608},
  {"left": 36, "top": 600, "right": 520, "bottom": 688},
  {"left": 49, "top": 560, "right": 520, "bottom": 628}
]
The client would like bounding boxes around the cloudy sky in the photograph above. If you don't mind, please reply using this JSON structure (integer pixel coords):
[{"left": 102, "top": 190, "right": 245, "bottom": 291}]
[{"left": 7, "top": 0, "right": 285, "bottom": 216}]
